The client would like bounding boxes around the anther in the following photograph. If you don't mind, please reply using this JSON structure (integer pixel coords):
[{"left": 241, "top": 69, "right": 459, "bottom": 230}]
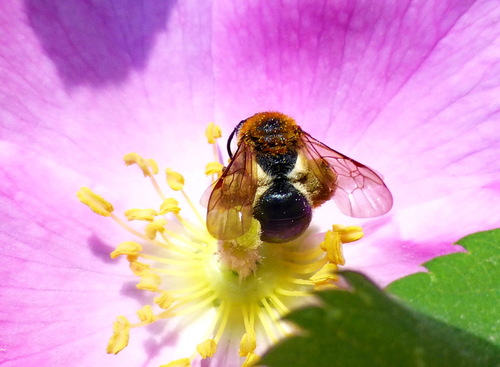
[
  {"left": 76, "top": 187, "right": 114, "bottom": 216},
  {"left": 129, "top": 260, "right": 150, "bottom": 275},
  {"left": 146, "top": 158, "right": 159, "bottom": 175},
  {"left": 333, "top": 224, "right": 364, "bottom": 243},
  {"left": 124, "top": 152, "right": 157, "bottom": 177},
  {"left": 239, "top": 331, "right": 257, "bottom": 356},
  {"left": 110, "top": 241, "right": 143, "bottom": 259},
  {"left": 310, "top": 263, "right": 339, "bottom": 288},
  {"left": 154, "top": 291, "right": 175, "bottom": 309},
  {"left": 136, "top": 271, "right": 162, "bottom": 292},
  {"left": 242, "top": 352, "right": 260, "bottom": 367},
  {"left": 106, "top": 316, "right": 130, "bottom": 354},
  {"left": 166, "top": 168, "right": 185, "bottom": 191},
  {"left": 320, "top": 230, "right": 345, "bottom": 265},
  {"left": 145, "top": 219, "right": 167, "bottom": 240},
  {"left": 205, "top": 161, "right": 224, "bottom": 176},
  {"left": 196, "top": 339, "right": 217, "bottom": 358},
  {"left": 159, "top": 198, "right": 181, "bottom": 215},
  {"left": 205, "top": 123, "right": 222, "bottom": 144},
  {"left": 136, "top": 305, "right": 158, "bottom": 324}
]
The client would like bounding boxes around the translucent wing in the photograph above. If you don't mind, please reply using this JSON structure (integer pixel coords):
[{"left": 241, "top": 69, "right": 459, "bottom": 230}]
[
  {"left": 300, "top": 131, "right": 393, "bottom": 218},
  {"left": 206, "top": 142, "right": 258, "bottom": 240}
]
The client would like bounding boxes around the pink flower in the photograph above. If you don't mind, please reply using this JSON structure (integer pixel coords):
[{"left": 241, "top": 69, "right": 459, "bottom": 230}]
[{"left": 1, "top": 1, "right": 498, "bottom": 366}]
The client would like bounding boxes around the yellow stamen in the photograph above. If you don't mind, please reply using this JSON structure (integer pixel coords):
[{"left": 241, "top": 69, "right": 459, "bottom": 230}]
[
  {"left": 136, "top": 305, "right": 158, "bottom": 324},
  {"left": 154, "top": 291, "right": 175, "bottom": 309},
  {"left": 159, "top": 198, "right": 181, "bottom": 215},
  {"left": 166, "top": 168, "right": 185, "bottom": 191},
  {"left": 333, "top": 224, "right": 364, "bottom": 243},
  {"left": 205, "top": 122, "right": 222, "bottom": 144},
  {"left": 144, "top": 219, "right": 167, "bottom": 240},
  {"left": 124, "top": 153, "right": 166, "bottom": 200},
  {"left": 257, "top": 308, "right": 278, "bottom": 344},
  {"left": 110, "top": 241, "right": 143, "bottom": 259},
  {"left": 160, "top": 358, "right": 191, "bottom": 367},
  {"left": 109, "top": 212, "right": 153, "bottom": 241},
  {"left": 320, "top": 230, "right": 345, "bottom": 266},
  {"left": 76, "top": 187, "right": 114, "bottom": 216},
  {"left": 106, "top": 316, "right": 130, "bottom": 354},
  {"left": 179, "top": 191, "right": 205, "bottom": 225},
  {"left": 83, "top": 127, "right": 367, "bottom": 366},
  {"left": 242, "top": 352, "right": 260, "bottom": 367},
  {"left": 275, "top": 288, "right": 311, "bottom": 297},
  {"left": 205, "top": 161, "right": 224, "bottom": 176},
  {"left": 309, "top": 263, "right": 339, "bottom": 284},
  {"left": 129, "top": 259, "right": 150, "bottom": 275},
  {"left": 136, "top": 271, "right": 161, "bottom": 292},
  {"left": 262, "top": 297, "right": 287, "bottom": 335},
  {"left": 239, "top": 331, "right": 257, "bottom": 357},
  {"left": 124, "top": 153, "right": 153, "bottom": 177},
  {"left": 268, "top": 294, "right": 289, "bottom": 315},
  {"left": 146, "top": 158, "right": 159, "bottom": 175},
  {"left": 196, "top": 339, "right": 217, "bottom": 359},
  {"left": 160, "top": 291, "right": 218, "bottom": 318},
  {"left": 213, "top": 300, "right": 230, "bottom": 343},
  {"left": 124, "top": 208, "right": 158, "bottom": 221},
  {"left": 235, "top": 218, "right": 262, "bottom": 250}
]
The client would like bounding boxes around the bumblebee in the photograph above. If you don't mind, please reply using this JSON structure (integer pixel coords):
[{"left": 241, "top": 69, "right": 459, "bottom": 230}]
[{"left": 207, "top": 112, "right": 393, "bottom": 243}]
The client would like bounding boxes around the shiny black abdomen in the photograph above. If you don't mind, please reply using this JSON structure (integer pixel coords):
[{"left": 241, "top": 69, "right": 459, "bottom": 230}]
[
  {"left": 253, "top": 178, "right": 312, "bottom": 243},
  {"left": 253, "top": 151, "right": 312, "bottom": 243}
]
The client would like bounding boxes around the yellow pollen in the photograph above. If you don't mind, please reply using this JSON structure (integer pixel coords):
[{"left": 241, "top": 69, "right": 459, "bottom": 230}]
[
  {"left": 320, "top": 230, "right": 345, "bottom": 266},
  {"left": 136, "top": 305, "right": 158, "bottom": 324},
  {"left": 242, "top": 352, "right": 260, "bottom": 367},
  {"left": 239, "top": 331, "right": 257, "bottom": 356},
  {"left": 110, "top": 241, "right": 143, "bottom": 259},
  {"left": 76, "top": 187, "right": 114, "bottom": 216},
  {"left": 233, "top": 218, "right": 262, "bottom": 250},
  {"left": 205, "top": 161, "right": 224, "bottom": 176},
  {"left": 136, "top": 271, "right": 162, "bottom": 292},
  {"left": 123, "top": 152, "right": 157, "bottom": 177},
  {"left": 159, "top": 198, "right": 181, "bottom": 215},
  {"left": 106, "top": 316, "right": 130, "bottom": 354},
  {"left": 333, "top": 224, "right": 364, "bottom": 243},
  {"left": 205, "top": 122, "right": 222, "bottom": 144},
  {"left": 124, "top": 208, "right": 158, "bottom": 221},
  {"left": 310, "top": 263, "right": 340, "bottom": 290},
  {"left": 166, "top": 168, "right": 185, "bottom": 191},
  {"left": 146, "top": 158, "right": 159, "bottom": 175},
  {"left": 144, "top": 218, "right": 167, "bottom": 240},
  {"left": 160, "top": 358, "right": 192, "bottom": 367},
  {"left": 129, "top": 259, "right": 150, "bottom": 275},
  {"left": 196, "top": 339, "right": 217, "bottom": 359},
  {"left": 154, "top": 291, "right": 175, "bottom": 309}
]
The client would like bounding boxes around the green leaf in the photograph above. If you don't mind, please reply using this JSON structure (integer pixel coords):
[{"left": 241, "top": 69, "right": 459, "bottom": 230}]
[
  {"left": 387, "top": 228, "right": 500, "bottom": 346},
  {"left": 261, "top": 271, "right": 500, "bottom": 367}
]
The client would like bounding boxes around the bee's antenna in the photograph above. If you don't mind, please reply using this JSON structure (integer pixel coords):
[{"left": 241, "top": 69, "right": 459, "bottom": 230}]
[{"left": 227, "top": 120, "right": 245, "bottom": 158}]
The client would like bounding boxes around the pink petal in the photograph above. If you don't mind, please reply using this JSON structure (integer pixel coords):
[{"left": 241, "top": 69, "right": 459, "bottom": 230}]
[{"left": 1, "top": 1, "right": 499, "bottom": 366}]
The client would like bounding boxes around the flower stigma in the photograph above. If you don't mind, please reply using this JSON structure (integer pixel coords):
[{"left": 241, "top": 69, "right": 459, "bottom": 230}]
[{"left": 77, "top": 123, "right": 364, "bottom": 367}]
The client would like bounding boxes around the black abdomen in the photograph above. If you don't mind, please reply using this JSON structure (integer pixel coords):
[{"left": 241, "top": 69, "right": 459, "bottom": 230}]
[{"left": 253, "top": 178, "right": 312, "bottom": 243}]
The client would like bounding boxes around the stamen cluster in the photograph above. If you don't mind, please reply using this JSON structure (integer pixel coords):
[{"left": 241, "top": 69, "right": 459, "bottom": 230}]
[{"left": 76, "top": 124, "right": 363, "bottom": 367}]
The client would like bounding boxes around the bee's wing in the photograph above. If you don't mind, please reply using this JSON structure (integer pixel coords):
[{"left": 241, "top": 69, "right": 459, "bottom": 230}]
[
  {"left": 300, "top": 131, "right": 393, "bottom": 218},
  {"left": 206, "top": 142, "right": 258, "bottom": 240}
]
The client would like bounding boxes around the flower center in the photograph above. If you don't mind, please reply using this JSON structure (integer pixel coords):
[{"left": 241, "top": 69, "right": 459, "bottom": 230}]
[{"left": 76, "top": 123, "right": 363, "bottom": 367}]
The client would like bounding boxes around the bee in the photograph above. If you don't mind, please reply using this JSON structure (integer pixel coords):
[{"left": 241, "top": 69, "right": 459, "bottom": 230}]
[{"left": 206, "top": 112, "right": 393, "bottom": 243}]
